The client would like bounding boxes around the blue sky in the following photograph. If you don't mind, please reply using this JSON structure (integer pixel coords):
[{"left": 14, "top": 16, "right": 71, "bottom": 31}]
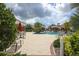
[{"left": 6, "top": 3, "right": 76, "bottom": 26}]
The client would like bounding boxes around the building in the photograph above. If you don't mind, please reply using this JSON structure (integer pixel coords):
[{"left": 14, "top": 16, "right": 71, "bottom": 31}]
[
  {"left": 15, "top": 19, "right": 26, "bottom": 27},
  {"left": 48, "top": 23, "right": 65, "bottom": 32}
]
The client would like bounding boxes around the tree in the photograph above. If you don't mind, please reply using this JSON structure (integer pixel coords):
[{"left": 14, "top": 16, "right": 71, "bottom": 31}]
[
  {"left": 34, "top": 22, "right": 44, "bottom": 33},
  {"left": 71, "top": 3, "right": 79, "bottom": 9},
  {"left": 0, "top": 3, "right": 17, "bottom": 51},
  {"left": 70, "top": 13, "right": 79, "bottom": 31},
  {"left": 64, "top": 21, "right": 70, "bottom": 32},
  {"left": 64, "top": 3, "right": 79, "bottom": 56},
  {"left": 69, "top": 3, "right": 79, "bottom": 31},
  {"left": 25, "top": 24, "right": 33, "bottom": 32}
]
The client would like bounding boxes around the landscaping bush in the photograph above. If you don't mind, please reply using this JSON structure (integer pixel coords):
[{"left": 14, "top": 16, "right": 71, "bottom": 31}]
[
  {"left": 14, "top": 52, "right": 27, "bottom": 56},
  {"left": 0, "top": 52, "right": 27, "bottom": 56},
  {"left": 53, "top": 38, "right": 60, "bottom": 48},
  {"left": 64, "top": 32, "right": 79, "bottom": 56},
  {"left": 0, "top": 3, "right": 17, "bottom": 51},
  {"left": 64, "top": 36, "right": 73, "bottom": 56}
]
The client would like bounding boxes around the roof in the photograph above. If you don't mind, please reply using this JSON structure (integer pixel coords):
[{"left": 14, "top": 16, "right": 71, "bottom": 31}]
[{"left": 15, "top": 19, "right": 26, "bottom": 26}]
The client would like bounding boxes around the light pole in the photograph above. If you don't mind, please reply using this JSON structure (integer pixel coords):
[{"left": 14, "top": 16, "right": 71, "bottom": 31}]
[{"left": 60, "top": 31, "right": 64, "bottom": 56}]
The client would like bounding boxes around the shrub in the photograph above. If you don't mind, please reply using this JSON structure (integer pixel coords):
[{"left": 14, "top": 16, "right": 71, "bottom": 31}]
[
  {"left": 64, "top": 32, "right": 79, "bottom": 56},
  {"left": 53, "top": 38, "right": 60, "bottom": 48},
  {"left": 25, "top": 24, "right": 33, "bottom": 32},
  {"left": 0, "top": 52, "right": 27, "bottom": 56},
  {"left": 13, "top": 52, "right": 27, "bottom": 56},
  {"left": 64, "top": 36, "right": 73, "bottom": 56},
  {"left": 0, "top": 3, "right": 17, "bottom": 51}
]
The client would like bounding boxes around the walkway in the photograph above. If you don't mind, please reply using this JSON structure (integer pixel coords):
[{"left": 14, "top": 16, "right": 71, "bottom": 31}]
[{"left": 18, "top": 32, "right": 58, "bottom": 56}]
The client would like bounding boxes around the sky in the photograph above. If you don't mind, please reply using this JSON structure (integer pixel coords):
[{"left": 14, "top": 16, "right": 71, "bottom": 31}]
[{"left": 5, "top": 3, "right": 76, "bottom": 27}]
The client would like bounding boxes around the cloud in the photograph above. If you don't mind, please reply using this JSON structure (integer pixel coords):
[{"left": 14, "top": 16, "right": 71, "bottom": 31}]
[
  {"left": 25, "top": 17, "right": 39, "bottom": 24},
  {"left": 6, "top": 3, "right": 52, "bottom": 20},
  {"left": 5, "top": 3, "right": 76, "bottom": 26}
]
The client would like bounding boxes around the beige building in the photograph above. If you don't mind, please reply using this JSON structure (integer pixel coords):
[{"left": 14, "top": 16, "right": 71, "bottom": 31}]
[
  {"left": 48, "top": 24, "right": 65, "bottom": 32},
  {"left": 15, "top": 19, "right": 26, "bottom": 26}
]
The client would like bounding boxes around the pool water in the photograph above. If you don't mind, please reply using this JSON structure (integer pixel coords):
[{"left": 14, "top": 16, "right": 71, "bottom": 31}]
[
  {"left": 35, "top": 32, "right": 59, "bottom": 35},
  {"left": 44, "top": 32, "right": 59, "bottom": 35}
]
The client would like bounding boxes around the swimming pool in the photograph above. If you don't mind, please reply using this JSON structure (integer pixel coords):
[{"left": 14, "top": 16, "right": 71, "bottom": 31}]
[
  {"left": 34, "top": 32, "right": 59, "bottom": 35},
  {"left": 45, "top": 32, "right": 59, "bottom": 35},
  {"left": 44, "top": 32, "right": 59, "bottom": 35}
]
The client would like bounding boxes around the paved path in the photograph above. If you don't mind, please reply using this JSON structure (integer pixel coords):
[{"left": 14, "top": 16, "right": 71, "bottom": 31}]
[{"left": 18, "top": 32, "right": 58, "bottom": 56}]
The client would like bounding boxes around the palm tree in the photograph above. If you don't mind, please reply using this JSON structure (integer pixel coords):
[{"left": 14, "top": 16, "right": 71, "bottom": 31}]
[
  {"left": 64, "top": 22, "right": 70, "bottom": 33},
  {"left": 34, "top": 22, "right": 44, "bottom": 33},
  {"left": 69, "top": 3, "right": 79, "bottom": 31}
]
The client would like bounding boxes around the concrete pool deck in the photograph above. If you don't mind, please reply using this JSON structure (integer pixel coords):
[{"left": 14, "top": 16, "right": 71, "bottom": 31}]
[{"left": 18, "top": 32, "right": 58, "bottom": 55}]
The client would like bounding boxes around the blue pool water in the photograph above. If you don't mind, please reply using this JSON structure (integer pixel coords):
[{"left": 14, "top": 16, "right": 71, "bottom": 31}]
[
  {"left": 44, "top": 32, "right": 59, "bottom": 35},
  {"left": 43, "top": 32, "right": 59, "bottom": 35},
  {"left": 34, "top": 32, "right": 59, "bottom": 35}
]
